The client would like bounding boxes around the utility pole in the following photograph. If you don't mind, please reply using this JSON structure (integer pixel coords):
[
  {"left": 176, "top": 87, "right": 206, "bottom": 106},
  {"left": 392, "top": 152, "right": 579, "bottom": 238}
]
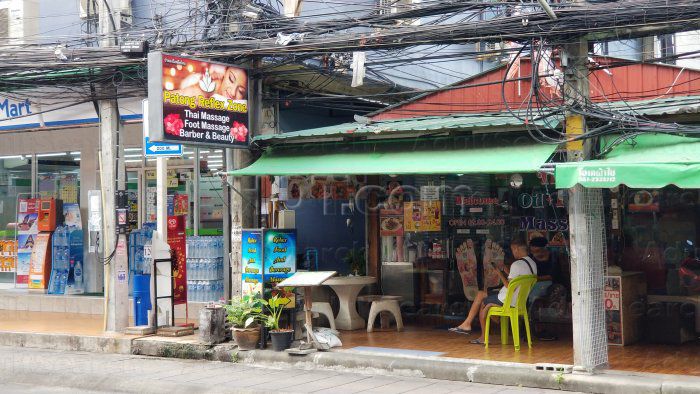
[
  {"left": 99, "top": 0, "right": 129, "bottom": 332},
  {"left": 227, "top": 60, "right": 260, "bottom": 299},
  {"left": 563, "top": 37, "right": 609, "bottom": 372}
]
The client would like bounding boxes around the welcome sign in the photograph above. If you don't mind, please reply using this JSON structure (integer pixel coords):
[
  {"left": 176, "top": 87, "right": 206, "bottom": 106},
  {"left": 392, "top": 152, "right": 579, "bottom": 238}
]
[{"left": 147, "top": 52, "right": 250, "bottom": 148}]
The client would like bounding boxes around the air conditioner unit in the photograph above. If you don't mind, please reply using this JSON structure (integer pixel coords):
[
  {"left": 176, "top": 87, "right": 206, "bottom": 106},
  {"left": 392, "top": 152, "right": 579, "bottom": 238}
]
[{"left": 476, "top": 41, "right": 504, "bottom": 60}]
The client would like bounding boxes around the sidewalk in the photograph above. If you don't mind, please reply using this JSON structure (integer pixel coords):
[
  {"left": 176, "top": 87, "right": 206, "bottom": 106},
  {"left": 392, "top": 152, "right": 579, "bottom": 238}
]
[{"left": 0, "top": 346, "right": 569, "bottom": 394}]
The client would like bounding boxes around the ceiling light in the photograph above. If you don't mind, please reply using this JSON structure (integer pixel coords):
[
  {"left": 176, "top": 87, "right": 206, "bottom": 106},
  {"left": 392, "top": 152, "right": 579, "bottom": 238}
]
[{"left": 36, "top": 153, "right": 67, "bottom": 157}]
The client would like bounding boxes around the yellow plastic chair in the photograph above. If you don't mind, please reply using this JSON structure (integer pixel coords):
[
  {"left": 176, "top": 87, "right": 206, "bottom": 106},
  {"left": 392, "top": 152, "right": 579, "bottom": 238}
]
[{"left": 484, "top": 274, "right": 538, "bottom": 350}]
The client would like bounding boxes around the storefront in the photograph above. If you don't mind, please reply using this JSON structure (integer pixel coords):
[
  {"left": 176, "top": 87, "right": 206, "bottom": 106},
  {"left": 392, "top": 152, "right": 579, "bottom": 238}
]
[
  {"left": 229, "top": 115, "right": 700, "bottom": 374},
  {"left": 0, "top": 112, "right": 229, "bottom": 312}
]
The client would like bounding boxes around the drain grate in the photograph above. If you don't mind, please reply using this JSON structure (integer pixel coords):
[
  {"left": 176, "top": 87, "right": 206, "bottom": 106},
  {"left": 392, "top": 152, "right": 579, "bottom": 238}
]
[{"left": 534, "top": 363, "right": 573, "bottom": 373}]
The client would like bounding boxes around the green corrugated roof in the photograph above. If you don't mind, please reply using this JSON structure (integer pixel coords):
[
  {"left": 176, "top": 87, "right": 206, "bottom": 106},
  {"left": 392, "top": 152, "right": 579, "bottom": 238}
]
[
  {"left": 602, "top": 95, "right": 700, "bottom": 116},
  {"left": 255, "top": 112, "right": 552, "bottom": 143}
]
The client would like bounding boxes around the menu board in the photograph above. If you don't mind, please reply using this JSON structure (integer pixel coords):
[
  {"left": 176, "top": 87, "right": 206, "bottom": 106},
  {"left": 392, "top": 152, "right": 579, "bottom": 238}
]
[
  {"left": 241, "top": 229, "right": 263, "bottom": 297},
  {"left": 403, "top": 201, "right": 441, "bottom": 232}
]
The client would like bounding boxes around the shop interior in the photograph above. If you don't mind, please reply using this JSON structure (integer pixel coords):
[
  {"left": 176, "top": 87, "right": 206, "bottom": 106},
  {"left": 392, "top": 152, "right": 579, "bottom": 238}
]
[{"left": 270, "top": 172, "right": 700, "bottom": 375}]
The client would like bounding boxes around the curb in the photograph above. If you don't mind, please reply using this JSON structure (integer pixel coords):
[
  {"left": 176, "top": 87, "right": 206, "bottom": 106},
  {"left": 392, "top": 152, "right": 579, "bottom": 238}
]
[
  {"left": 0, "top": 330, "right": 133, "bottom": 354},
  {"left": 131, "top": 337, "right": 700, "bottom": 393}
]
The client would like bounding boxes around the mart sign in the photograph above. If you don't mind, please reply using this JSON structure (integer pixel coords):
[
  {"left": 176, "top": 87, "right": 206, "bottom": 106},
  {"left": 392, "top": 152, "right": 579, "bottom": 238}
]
[{"left": 147, "top": 52, "right": 250, "bottom": 148}]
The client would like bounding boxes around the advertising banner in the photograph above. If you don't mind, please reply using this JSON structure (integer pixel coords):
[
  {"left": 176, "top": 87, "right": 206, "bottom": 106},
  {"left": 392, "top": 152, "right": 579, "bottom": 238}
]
[
  {"left": 167, "top": 215, "right": 188, "bottom": 304},
  {"left": 28, "top": 233, "right": 51, "bottom": 289},
  {"left": 16, "top": 198, "right": 38, "bottom": 287},
  {"left": 403, "top": 201, "right": 441, "bottom": 232},
  {"left": 241, "top": 229, "right": 263, "bottom": 297},
  {"left": 263, "top": 229, "right": 296, "bottom": 307},
  {"left": 148, "top": 52, "right": 249, "bottom": 148}
]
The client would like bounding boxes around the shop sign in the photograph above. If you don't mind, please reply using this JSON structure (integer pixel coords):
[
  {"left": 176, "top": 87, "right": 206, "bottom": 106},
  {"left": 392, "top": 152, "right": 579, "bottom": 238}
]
[
  {"left": 147, "top": 52, "right": 249, "bottom": 148},
  {"left": 519, "top": 216, "right": 569, "bottom": 232},
  {"left": 517, "top": 192, "right": 564, "bottom": 209},
  {"left": 577, "top": 167, "right": 616, "bottom": 184},
  {"left": 263, "top": 229, "right": 296, "bottom": 308},
  {"left": 404, "top": 201, "right": 441, "bottom": 232},
  {"left": 241, "top": 229, "right": 263, "bottom": 297}
]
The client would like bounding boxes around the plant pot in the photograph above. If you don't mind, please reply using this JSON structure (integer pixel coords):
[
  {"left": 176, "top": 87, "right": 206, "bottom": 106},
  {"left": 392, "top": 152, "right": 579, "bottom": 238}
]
[
  {"left": 232, "top": 326, "right": 260, "bottom": 350},
  {"left": 269, "top": 329, "right": 294, "bottom": 352}
]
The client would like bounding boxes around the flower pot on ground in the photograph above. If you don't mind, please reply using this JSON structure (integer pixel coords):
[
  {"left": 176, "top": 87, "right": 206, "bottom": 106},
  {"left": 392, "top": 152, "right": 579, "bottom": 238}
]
[
  {"left": 224, "top": 294, "right": 264, "bottom": 350},
  {"left": 269, "top": 330, "right": 294, "bottom": 351},
  {"left": 262, "top": 294, "right": 294, "bottom": 352}
]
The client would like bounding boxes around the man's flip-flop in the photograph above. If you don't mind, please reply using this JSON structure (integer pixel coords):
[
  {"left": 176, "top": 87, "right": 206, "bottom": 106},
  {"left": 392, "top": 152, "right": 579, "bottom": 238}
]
[
  {"left": 469, "top": 339, "right": 485, "bottom": 345},
  {"left": 448, "top": 327, "right": 471, "bottom": 335}
]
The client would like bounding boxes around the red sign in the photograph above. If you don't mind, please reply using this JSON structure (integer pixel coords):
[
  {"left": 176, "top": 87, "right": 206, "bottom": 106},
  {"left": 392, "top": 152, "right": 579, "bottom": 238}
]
[{"left": 167, "top": 215, "right": 187, "bottom": 304}]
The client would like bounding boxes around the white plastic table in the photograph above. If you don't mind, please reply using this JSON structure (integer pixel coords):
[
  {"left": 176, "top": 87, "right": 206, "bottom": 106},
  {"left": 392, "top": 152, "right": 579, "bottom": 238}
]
[{"left": 324, "top": 276, "right": 377, "bottom": 330}]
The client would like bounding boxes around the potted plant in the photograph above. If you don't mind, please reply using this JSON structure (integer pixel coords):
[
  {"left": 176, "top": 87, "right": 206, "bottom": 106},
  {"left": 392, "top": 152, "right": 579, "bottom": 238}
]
[
  {"left": 261, "top": 294, "right": 293, "bottom": 351},
  {"left": 224, "top": 294, "right": 264, "bottom": 350},
  {"left": 344, "top": 247, "right": 366, "bottom": 276}
]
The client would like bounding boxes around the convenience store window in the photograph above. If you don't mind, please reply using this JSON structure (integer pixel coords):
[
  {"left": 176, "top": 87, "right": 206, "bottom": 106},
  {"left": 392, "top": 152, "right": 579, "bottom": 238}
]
[
  {"left": 37, "top": 152, "right": 80, "bottom": 204},
  {"left": 0, "top": 154, "right": 32, "bottom": 285},
  {"left": 199, "top": 149, "right": 225, "bottom": 235}
]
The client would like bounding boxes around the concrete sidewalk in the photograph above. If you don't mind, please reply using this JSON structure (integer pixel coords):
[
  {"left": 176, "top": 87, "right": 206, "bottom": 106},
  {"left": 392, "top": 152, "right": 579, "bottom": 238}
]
[
  {"left": 0, "top": 346, "right": 570, "bottom": 394},
  {"left": 1, "top": 329, "right": 699, "bottom": 393}
]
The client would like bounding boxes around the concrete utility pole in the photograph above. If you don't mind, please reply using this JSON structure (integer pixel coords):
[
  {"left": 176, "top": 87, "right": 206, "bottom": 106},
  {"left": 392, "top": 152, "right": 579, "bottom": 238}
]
[
  {"left": 227, "top": 72, "right": 260, "bottom": 299},
  {"left": 99, "top": 0, "right": 129, "bottom": 332},
  {"left": 563, "top": 37, "right": 609, "bottom": 372}
]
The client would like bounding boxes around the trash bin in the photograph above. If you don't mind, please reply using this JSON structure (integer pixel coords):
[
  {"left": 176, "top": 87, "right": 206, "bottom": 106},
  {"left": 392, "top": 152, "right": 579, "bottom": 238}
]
[{"left": 133, "top": 274, "right": 151, "bottom": 326}]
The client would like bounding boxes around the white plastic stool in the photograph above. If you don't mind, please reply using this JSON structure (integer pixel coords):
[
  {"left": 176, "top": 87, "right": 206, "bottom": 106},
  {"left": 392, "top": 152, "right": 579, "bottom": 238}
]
[
  {"left": 311, "top": 302, "right": 336, "bottom": 330},
  {"left": 357, "top": 295, "right": 403, "bottom": 333}
]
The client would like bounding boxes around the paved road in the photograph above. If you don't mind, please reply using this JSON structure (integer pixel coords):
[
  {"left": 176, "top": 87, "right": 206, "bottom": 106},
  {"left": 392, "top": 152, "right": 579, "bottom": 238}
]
[{"left": 0, "top": 346, "right": 578, "bottom": 394}]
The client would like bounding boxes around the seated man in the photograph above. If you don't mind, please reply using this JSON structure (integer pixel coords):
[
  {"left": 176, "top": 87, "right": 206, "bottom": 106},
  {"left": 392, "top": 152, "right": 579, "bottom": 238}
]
[
  {"left": 470, "top": 237, "right": 537, "bottom": 345},
  {"left": 528, "top": 237, "right": 555, "bottom": 301}
]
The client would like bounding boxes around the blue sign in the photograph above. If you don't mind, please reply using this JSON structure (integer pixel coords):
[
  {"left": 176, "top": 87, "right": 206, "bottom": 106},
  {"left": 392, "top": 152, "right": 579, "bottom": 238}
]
[
  {"left": 241, "top": 230, "right": 263, "bottom": 297},
  {"left": 144, "top": 137, "right": 182, "bottom": 157},
  {"left": 263, "top": 229, "right": 297, "bottom": 287}
]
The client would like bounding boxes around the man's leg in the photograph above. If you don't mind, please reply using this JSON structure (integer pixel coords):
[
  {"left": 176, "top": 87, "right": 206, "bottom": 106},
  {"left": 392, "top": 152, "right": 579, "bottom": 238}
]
[
  {"left": 477, "top": 303, "right": 497, "bottom": 343},
  {"left": 456, "top": 290, "right": 486, "bottom": 331}
]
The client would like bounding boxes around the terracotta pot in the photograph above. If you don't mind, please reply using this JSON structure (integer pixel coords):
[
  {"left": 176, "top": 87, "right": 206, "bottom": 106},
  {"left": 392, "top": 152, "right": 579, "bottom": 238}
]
[
  {"left": 232, "top": 326, "right": 260, "bottom": 350},
  {"left": 269, "top": 329, "right": 294, "bottom": 352}
]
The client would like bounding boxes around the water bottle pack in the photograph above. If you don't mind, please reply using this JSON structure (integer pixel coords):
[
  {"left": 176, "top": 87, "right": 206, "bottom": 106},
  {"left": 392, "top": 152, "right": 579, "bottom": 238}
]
[
  {"left": 129, "top": 228, "right": 153, "bottom": 275},
  {"left": 186, "top": 236, "right": 224, "bottom": 302},
  {"left": 48, "top": 225, "right": 84, "bottom": 295}
]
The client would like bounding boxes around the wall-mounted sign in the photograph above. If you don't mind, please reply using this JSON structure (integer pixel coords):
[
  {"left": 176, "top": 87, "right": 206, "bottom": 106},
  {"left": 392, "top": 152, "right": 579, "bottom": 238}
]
[
  {"left": 379, "top": 210, "right": 404, "bottom": 236},
  {"left": 147, "top": 52, "right": 249, "bottom": 148},
  {"left": 420, "top": 185, "right": 440, "bottom": 201}
]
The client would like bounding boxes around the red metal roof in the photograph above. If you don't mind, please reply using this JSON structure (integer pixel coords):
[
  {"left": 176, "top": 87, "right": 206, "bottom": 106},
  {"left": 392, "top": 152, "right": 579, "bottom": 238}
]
[{"left": 371, "top": 56, "right": 700, "bottom": 121}]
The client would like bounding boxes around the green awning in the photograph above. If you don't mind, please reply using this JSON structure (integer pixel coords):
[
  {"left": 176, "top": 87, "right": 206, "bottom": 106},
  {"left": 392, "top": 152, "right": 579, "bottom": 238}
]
[
  {"left": 229, "top": 138, "right": 557, "bottom": 176},
  {"left": 556, "top": 134, "right": 700, "bottom": 189}
]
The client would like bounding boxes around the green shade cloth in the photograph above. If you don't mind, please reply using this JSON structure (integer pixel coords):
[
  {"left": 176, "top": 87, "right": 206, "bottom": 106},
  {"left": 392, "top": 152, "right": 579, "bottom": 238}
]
[
  {"left": 556, "top": 134, "right": 700, "bottom": 189},
  {"left": 228, "top": 138, "right": 557, "bottom": 176}
]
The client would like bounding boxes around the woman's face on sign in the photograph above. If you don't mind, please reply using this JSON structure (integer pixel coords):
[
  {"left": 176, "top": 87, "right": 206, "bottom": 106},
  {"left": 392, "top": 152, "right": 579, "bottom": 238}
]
[{"left": 218, "top": 67, "right": 247, "bottom": 100}]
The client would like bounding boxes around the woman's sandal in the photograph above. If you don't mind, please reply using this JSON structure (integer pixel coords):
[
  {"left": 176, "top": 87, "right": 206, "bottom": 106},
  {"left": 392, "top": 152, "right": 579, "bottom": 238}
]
[
  {"left": 469, "top": 338, "right": 485, "bottom": 345},
  {"left": 448, "top": 327, "right": 472, "bottom": 335}
]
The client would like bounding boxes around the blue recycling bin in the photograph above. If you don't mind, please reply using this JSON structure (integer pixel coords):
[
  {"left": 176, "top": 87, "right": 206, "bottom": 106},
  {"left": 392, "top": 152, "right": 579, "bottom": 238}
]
[{"left": 133, "top": 274, "right": 151, "bottom": 326}]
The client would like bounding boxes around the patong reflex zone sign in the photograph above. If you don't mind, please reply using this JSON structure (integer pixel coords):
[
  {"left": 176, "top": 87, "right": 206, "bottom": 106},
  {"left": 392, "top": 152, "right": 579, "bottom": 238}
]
[{"left": 147, "top": 51, "right": 250, "bottom": 148}]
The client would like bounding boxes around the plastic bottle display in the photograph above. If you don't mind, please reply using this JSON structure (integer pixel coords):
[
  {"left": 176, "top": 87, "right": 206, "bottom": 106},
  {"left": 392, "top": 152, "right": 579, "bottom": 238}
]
[
  {"left": 128, "top": 228, "right": 154, "bottom": 275},
  {"left": 48, "top": 225, "right": 84, "bottom": 295},
  {"left": 186, "top": 236, "right": 224, "bottom": 302}
]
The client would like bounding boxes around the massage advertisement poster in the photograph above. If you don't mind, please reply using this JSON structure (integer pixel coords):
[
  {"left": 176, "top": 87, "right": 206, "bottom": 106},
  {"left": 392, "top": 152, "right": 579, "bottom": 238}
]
[
  {"left": 241, "top": 229, "right": 263, "bottom": 297},
  {"left": 148, "top": 52, "right": 249, "bottom": 148}
]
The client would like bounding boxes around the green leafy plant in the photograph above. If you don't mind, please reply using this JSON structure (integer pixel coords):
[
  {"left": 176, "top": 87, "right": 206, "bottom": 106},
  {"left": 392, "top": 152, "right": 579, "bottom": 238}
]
[
  {"left": 261, "top": 294, "right": 291, "bottom": 331},
  {"left": 343, "top": 247, "right": 366, "bottom": 276},
  {"left": 224, "top": 294, "right": 264, "bottom": 328}
]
